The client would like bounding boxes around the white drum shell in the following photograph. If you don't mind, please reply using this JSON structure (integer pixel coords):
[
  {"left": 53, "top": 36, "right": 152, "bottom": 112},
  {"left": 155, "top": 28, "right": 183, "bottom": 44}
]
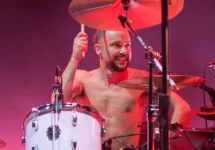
[{"left": 23, "top": 104, "right": 102, "bottom": 150}]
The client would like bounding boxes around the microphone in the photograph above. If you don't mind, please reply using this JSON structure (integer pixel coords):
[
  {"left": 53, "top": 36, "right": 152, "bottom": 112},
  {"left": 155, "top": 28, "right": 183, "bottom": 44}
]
[
  {"left": 206, "top": 62, "right": 215, "bottom": 67},
  {"left": 199, "top": 84, "right": 215, "bottom": 106},
  {"left": 53, "top": 66, "right": 64, "bottom": 106},
  {"left": 55, "top": 66, "right": 61, "bottom": 84},
  {"left": 199, "top": 84, "right": 215, "bottom": 94}
]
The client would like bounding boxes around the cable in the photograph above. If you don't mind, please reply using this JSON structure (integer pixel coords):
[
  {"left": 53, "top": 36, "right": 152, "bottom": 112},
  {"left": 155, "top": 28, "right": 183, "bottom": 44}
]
[{"left": 112, "top": 132, "right": 147, "bottom": 150}]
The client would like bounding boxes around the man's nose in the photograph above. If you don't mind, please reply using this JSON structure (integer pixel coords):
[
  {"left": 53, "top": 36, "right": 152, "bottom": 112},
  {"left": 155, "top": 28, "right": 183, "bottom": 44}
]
[{"left": 119, "top": 47, "right": 129, "bottom": 54}]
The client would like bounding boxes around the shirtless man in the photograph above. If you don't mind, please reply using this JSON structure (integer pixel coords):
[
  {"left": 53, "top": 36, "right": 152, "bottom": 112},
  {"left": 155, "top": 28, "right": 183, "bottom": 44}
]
[{"left": 58, "top": 30, "right": 191, "bottom": 149}]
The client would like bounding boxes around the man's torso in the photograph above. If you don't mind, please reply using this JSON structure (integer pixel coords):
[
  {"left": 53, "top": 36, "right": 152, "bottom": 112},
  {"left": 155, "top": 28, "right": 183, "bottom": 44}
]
[{"left": 75, "top": 68, "right": 149, "bottom": 149}]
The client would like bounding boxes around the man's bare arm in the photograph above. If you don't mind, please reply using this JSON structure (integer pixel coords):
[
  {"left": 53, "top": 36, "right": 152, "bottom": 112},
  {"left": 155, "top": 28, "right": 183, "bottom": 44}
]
[
  {"left": 169, "top": 91, "right": 192, "bottom": 127},
  {"left": 52, "top": 32, "right": 88, "bottom": 102},
  {"left": 61, "top": 61, "right": 83, "bottom": 102}
]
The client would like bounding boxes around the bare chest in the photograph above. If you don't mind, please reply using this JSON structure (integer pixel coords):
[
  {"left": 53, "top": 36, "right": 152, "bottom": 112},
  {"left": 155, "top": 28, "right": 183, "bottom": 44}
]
[{"left": 78, "top": 80, "right": 147, "bottom": 116}]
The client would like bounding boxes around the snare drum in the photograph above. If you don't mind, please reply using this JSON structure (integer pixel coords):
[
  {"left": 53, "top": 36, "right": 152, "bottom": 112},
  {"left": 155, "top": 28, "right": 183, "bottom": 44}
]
[{"left": 22, "top": 103, "right": 105, "bottom": 150}]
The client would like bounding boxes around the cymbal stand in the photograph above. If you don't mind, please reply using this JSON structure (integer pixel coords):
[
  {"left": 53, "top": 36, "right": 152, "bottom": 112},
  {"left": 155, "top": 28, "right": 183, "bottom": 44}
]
[
  {"left": 210, "top": 121, "right": 215, "bottom": 150},
  {"left": 153, "top": 93, "right": 161, "bottom": 150},
  {"left": 202, "top": 84, "right": 215, "bottom": 149},
  {"left": 118, "top": 1, "right": 178, "bottom": 150},
  {"left": 51, "top": 66, "right": 64, "bottom": 150}
]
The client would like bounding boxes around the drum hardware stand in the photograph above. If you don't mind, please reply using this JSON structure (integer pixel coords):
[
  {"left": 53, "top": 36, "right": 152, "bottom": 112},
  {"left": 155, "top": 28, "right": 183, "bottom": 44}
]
[
  {"left": 51, "top": 66, "right": 64, "bottom": 150},
  {"left": 202, "top": 65, "right": 215, "bottom": 150},
  {"left": 152, "top": 93, "right": 161, "bottom": 150},
  {"left": 118, "top": 0, "right": 178, "bottom": 149},
  {"left": 199, "top": 84, "right": 215, "bottom": 149}
]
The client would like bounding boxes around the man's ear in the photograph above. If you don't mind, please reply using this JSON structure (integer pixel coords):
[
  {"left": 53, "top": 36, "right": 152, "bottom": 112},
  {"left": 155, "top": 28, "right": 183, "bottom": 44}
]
[{"left": 94, "top": 44, "right": 101, "bottom": 56}]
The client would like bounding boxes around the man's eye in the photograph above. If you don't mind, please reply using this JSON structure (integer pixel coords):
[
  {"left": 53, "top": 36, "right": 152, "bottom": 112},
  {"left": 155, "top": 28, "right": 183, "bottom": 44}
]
[
  {"left": 124, "top": 43, "right": 131, "bottom": 48},
  {"left": 114, "top": 44, "right": 122, "bottom": 48}
]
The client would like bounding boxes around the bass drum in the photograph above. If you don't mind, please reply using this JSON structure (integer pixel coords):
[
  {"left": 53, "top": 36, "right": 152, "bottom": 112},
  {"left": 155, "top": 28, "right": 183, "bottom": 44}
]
[{"left": 22, "top": 102, "right": 105, "bottom": 150}]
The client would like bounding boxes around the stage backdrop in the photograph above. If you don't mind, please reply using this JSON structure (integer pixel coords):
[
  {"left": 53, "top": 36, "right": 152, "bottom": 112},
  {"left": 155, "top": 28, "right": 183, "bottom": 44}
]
[{"left": 0, "top": 0, "right": 215, "bottom": 150}]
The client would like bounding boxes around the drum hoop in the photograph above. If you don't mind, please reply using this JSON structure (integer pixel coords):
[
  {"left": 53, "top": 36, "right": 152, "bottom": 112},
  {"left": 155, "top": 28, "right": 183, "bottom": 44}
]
[{"left": 22, "top": 102, "right": 104, "bottom": 131}]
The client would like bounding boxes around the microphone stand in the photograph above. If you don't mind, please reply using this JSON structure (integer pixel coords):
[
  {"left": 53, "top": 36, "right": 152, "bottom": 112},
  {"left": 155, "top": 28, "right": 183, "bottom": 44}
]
[
  {"left": 51, "top": 66, "right": 64, "bottom": 150},
  {"left": 118, "top": 0, "right": 177, "bottom": 149},
  {"left": 199, "top": 84, "right": 215, "bottom": 149},
  {"left": 52, "top": 66, "right": 63, "bottom": 113}
]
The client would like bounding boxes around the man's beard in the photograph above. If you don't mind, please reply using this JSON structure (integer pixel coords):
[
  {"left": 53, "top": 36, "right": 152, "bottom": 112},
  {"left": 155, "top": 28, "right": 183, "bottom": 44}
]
[{"left": 106, "top": 54, "right": 130, "bottom": 72}]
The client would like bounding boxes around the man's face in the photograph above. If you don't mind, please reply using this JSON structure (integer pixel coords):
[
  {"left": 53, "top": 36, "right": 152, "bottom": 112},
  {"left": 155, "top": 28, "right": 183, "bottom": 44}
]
[{"left": 98, "top": 30, "right": 132, "bottom": 72}]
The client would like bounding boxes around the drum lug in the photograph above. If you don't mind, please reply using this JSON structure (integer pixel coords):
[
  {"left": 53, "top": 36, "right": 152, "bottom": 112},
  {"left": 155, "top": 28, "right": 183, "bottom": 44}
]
[
  {"left": 31, "top": 107, "right": 39, "bottom": 131},
  {"left": 100, "top": 127, "right": 106, "bottom": 137},
  {"left": 71, "top": 103, "right": 78, "bottom": 126},
  {"left": 22, "top": 136, "right": 26, "bottom": 144},
  {"left": 32, "top": 119, "right": 38, "bottom": 131},
  {"left": 72, "top": 113, "right": 77, "bottom": 126},
  {"left": 32, "top": 144, "right": 38, "bottom": 150},
  {"left": 100, "top": 117, "right": 106, "bottom": 137},
  {"left": 71, "top": 139, "right": 77, "bottom": 150}
]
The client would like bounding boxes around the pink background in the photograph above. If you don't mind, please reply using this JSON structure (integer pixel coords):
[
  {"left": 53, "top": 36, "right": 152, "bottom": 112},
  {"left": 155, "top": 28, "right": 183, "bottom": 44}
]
[{"left": 1, "top": 0, "right": 215, "bottom": 149}]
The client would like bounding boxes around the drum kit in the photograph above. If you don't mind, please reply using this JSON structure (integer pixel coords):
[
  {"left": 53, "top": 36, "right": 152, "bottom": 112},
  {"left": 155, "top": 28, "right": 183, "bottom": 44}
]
[{"left": 0, "top": 0, "right": 214, "bottom": 150}]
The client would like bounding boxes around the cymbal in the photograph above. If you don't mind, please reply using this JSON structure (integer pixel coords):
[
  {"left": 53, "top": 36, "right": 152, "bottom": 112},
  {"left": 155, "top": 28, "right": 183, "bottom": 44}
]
[
  {"left": 197, "top": 106, "right": 215, "bottom": 120},
  {"left": 68, "top": 0, "right": 184, "bottom": 30},
  {"left": 118, "top": 75, "right": 205, "bottom": 90},
  {"left": 0, "top": 139, "right": 6, "bottom": 149}
]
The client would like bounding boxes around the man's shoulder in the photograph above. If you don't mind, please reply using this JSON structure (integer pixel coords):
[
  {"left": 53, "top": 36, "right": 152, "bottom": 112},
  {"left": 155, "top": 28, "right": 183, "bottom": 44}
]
[
  {"left": 127, "top": 67, "right": 149, "bottom": 77},
  {"left": 76, "top": 69, "right": 91, "bottom": 79},
  {"left": 76, "top": 69, "right": 98, "bottom": 78}
]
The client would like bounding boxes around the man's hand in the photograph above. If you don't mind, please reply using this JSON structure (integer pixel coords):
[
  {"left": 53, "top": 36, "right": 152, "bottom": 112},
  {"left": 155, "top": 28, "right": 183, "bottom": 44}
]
[{"left": 72, "top": 32, "right": 88, "bottom": 61}]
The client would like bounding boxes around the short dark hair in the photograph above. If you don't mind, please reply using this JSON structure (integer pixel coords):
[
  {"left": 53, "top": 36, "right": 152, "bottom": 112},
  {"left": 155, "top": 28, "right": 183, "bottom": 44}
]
[{"left": 92, "top": 30, "right": 105, "bottom": 44}]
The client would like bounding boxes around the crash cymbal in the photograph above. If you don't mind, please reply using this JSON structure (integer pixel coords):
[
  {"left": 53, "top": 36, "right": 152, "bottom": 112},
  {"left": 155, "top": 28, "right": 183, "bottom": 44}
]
[
  {"left": 0, "top": 139, "right": 6, "bottom": 149},
  {"left": 196, "top": 106, "right": 215, "bottom": 120},
  {"left": 118, "top": 75, "right": 205, "bottom": 90},
  {"left": 68, "top": 0, "right": 184, "bottom": 30}
]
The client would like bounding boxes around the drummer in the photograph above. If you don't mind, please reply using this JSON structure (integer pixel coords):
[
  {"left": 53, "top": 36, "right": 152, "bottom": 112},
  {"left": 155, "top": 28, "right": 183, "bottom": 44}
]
[{"left": 52, "top": 30, "right": 191, "bottom": 149}]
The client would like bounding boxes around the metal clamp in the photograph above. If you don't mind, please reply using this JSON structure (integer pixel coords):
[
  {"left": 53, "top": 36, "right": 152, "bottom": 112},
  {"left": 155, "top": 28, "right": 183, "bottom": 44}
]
[
  {"left": 72, "top": 113, "right": 77, "bottom": 126},
  {"left": 71, "top": 103, "right": 78, "bottom": 126},
  {"left": 71, "top": 139, "right": 77, "bottom": 150},
  {"left": 32, "top": 144, "right": 38, "bottom": 150},
  {"left": 31, "top": 108, "right": 39, "bottom": 131},
  {"left": 21, "top": 136, "right": 26, "bottom": 144},
  {"left": 32, "top": 118, "right": 38, "bottom": 131}
]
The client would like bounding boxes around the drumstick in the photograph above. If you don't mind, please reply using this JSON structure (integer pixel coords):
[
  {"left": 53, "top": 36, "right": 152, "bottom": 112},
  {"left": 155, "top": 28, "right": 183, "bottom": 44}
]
[{"left": 81, "top": 24, "right": 85, "bottom": 58}]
